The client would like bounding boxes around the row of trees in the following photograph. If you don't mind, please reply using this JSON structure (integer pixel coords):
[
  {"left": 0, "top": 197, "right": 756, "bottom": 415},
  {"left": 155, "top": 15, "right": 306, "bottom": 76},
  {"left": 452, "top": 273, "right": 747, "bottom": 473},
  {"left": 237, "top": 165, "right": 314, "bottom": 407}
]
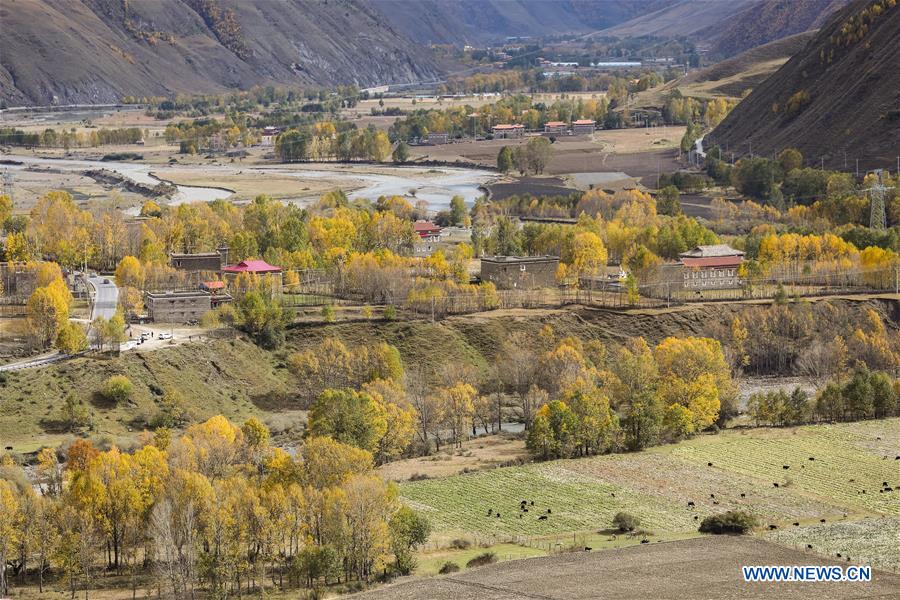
[
  {"left": 496, "top": 137, "right": 553, "bottom": 175},
  {"left": 0, "top": 417, "right": 431, "bottom": 597},
  {"left": 0, "top": 127, "right": 144, "bottom": 149},
  {"left": 748, "top": 368, "right": 899, "bottom": 427},
  {"left": 276, "top": 125, "right": 392, "bottom": 163}
]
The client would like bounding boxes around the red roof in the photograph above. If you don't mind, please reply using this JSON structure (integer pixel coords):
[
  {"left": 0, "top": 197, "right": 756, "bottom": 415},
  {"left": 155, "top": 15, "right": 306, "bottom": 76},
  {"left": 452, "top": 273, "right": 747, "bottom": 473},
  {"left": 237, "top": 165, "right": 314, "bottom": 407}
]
[
  {"left": 414, "top": 221, "right": 441, "bottom": 234},
  {"left": 573, "top": 119, "right": 596, "bottom": 125},
  {"left": 545, "top": 121, "right": 566, "bottom": 127},
  {"left": 222, "top": 260, "right": 282, "bottom": 274},
  {"left": 681, "top": 256, "right": 743, "bottom": 268},
  {"left": 493, "top": 124, "right": 524, "bottom": 130}
]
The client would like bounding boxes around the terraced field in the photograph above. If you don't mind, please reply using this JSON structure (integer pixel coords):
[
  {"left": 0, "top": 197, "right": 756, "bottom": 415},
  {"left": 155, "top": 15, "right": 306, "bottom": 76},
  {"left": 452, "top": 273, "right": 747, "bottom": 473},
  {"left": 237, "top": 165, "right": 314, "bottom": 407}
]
[{"left": 401, "top": 419, "right": 900, "bottom": 565}]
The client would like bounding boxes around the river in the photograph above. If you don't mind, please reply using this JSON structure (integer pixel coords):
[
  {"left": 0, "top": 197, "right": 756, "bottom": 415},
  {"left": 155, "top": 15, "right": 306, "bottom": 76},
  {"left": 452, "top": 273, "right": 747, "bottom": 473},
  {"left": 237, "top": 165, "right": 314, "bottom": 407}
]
[{"left": 1, "top": 154, "right": 495, "bottom": 210}]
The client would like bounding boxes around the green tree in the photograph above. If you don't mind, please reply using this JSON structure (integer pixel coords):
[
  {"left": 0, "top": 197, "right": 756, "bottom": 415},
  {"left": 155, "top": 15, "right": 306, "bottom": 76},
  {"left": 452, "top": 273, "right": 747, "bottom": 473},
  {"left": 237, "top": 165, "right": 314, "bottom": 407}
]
[
  {"left": 656, "top": 185, "right": 682, "bottom": 216},
  {"left": 497, "top": 146, "right": 514, "bottom": 173},
  {"left": 308, "top": 389, "right": 388, "bottom": 453},
  {"left": 449, "top": 195, "right": 466, "bottom": 226},
  {"left": 234, "top": 290, "right": 289, "bottom": 349},
  {"left": 275, "top": 129, "right": 309, "bottom": 162},
  {"left": 101, "top": 375, "right": 133, "bottom": 405},
  {"left": 389, "top": 507, "right": 431, "bottom": 575},
  {"left": 392, "top": 141, "right": 410, "bottom": 164}
]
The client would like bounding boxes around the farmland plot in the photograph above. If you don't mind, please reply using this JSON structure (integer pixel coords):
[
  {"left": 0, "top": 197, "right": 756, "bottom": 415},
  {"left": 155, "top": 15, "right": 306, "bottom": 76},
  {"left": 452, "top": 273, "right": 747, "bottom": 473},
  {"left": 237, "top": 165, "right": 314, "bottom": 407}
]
[
  {"left": 667, "top": 422, "right": 900, "bottom": 516},
  {"left": 768, "top": 517, "right": 900, "bottom": 572},
  {"left": 401, "top": 419, "right": 900, "bottom": 548}
]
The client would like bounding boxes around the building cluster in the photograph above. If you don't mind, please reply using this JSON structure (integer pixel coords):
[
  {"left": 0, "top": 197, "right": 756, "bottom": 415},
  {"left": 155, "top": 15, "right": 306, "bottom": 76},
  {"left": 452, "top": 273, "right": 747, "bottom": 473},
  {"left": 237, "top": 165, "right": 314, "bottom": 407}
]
[{"left": 144, "top": 249, "right": 283, "bottom": 323}]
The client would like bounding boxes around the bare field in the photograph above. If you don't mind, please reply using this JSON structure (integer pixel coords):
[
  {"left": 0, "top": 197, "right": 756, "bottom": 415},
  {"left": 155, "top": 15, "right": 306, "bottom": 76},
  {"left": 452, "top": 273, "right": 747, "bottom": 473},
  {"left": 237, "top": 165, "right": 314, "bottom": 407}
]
[
  {"left": 378, "top": 433, "right": 529, "bottom": 482},
  {"left": 353, "top": 536, "right": 900, "bottom": 600},
  {"left": 412, "top": 126, "right": 684, "bottom": 179}
]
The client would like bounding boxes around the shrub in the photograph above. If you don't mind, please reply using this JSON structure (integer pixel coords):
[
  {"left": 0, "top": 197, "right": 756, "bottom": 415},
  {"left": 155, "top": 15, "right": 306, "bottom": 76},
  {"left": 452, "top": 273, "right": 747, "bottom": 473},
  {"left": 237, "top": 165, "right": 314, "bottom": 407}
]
[
  {"left": 612, "top": 512, "right": 641, "bottom": 532},
  {"left": 383, "top": 305, "right": 397, "bottom": 321},
  {"left": 438, "top": 561, "right": 460, "bottom": 575},
  {"left": 699, "top": 510, "right": 758, "bottom": 534},
  {"left": 465, "top": 552, "right": 497, "bottom": 568},
  {"left": 449, "top": 538, "right": 471, "bottom": 550},
  {"left": 102, "top": 375, "right": 133, "bottom": 404}
]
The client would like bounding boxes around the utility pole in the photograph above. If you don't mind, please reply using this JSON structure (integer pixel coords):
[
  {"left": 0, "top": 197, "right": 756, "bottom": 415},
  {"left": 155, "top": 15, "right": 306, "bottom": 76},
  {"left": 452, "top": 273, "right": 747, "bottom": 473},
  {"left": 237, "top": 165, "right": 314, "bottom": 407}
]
[{"left": 856, "top": 159, "right": 859, "bottom": 179}]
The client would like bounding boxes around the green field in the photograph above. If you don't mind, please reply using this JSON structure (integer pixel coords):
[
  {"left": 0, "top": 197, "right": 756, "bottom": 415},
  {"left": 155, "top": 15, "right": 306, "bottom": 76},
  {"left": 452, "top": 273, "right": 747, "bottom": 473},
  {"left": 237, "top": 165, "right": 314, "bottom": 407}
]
[{"left": 402, "top": 419, "right": 900, "bottom": 570}]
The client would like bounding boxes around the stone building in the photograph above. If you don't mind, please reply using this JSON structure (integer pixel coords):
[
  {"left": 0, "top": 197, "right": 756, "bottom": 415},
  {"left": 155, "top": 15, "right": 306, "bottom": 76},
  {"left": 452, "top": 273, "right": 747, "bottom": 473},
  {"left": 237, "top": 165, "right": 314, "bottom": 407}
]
[
  {"left": 170, "top": 246, "right": 229, "bottom": 272},
  {"left": 480, "top": 256, "right": 559, "bottom": 289},
  {"left": 145, "top": 291, "right": 212, "bottom": 323}
]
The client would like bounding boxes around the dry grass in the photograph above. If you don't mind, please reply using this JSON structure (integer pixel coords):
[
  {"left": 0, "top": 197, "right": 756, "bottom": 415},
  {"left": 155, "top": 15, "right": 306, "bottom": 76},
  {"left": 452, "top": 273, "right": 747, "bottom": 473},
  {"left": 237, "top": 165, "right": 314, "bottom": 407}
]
[{"left": 378, "top": 433, "right": 529, "bottom": 482}]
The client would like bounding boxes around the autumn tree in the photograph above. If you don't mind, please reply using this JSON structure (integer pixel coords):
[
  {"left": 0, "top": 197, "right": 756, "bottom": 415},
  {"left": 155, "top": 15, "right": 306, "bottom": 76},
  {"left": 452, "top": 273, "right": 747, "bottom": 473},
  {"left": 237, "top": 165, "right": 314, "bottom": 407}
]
[{"left": 308, "top": 389, "right": 388, "bottom": 454}]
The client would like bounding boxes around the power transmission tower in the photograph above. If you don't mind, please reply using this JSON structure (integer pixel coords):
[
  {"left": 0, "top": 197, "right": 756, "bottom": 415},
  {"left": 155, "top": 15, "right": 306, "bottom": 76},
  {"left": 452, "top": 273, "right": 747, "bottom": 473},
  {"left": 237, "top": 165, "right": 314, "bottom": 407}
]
[{"left": 861, "top": 169, "right": 887, "bottom": 229}]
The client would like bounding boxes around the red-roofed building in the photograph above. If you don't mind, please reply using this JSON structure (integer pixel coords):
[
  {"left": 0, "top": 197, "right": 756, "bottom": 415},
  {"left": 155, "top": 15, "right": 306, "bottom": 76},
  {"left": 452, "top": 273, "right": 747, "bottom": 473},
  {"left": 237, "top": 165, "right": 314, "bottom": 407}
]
[
  {"left": 572, "top": 119, "right": 596, "bottom": 135},
  {"left": 544, "top": 121, "right": 567, "bottom": 134},
  {"left": 200, "top": 280, "right": 226, "bottom": 292},
  {"left": 222, "top": 260, "right": 283, "bottom": 293},
  {"left": 678, "top": 245, "right": 743, "bottom": 289},
  {"left": 222, "top": 260, "right": 283, "bottom": 274},
  {"left": 492, "top": 124, "right": 525, "bottom": 139},
  {"left": 414, "top": 220, "right": 442, "bottom": 242}
]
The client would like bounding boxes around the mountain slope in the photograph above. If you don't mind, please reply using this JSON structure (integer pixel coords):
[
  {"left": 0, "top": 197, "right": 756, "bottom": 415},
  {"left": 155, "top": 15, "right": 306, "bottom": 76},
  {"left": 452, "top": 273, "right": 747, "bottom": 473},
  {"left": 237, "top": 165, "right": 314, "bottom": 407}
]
[
  {"left": 704, "top": 0, "right": 850, "bottom": 58},
  {"left": 375, "top": 0, "right": 675, "bottom": 45},
  {"left": 709, "top": 0, "right": 900, "bottom": 169},
  {"left": 676, "top": 31, "right": 817, "bottom": 99},
  {"left": 0, "top": 0, "right": 444, "bottom": 106},
  {"left": 604, "top": 0, "right": 757, "bottom": 38}
]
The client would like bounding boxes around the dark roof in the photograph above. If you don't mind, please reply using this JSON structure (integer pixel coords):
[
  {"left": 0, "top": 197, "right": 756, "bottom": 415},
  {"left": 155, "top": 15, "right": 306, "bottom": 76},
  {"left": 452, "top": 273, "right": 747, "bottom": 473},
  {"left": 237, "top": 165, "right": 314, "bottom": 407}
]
[{"left": 481, "top": 255, "right": 559, "bottom": 264}]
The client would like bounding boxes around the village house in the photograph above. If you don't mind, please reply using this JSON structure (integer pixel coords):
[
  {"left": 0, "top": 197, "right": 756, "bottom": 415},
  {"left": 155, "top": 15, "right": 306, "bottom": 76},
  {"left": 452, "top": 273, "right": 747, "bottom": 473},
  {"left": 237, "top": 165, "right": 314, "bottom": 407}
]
[
  {"left": 260, "top": 126, "right": 281, "bottom": 146},
  {"left": 425, "top": 132, "right": 450, "bottom": 145},
  {"left": 144, "top": 290, "right": 212, "bottom": 323},
  {"left": 543, "top": 121, "right": 567, "bottom": 135},
  {"left": 572, "top": 119, "right": 596, "bottom": 135},
  {"left": 170, "top": 246, "right": 230, "bottom": 272},
  {"left": 679, "top": 244, "right": 744, "bottom": 289},
  {"left": 492, "top": 124, "right": 525, "bottom": 139},
  {"left": 414, "top": 220, "right": 442, "bottom": 242},
  {"left": 480, "top": 255, "right": 559, "bottom": 289}
]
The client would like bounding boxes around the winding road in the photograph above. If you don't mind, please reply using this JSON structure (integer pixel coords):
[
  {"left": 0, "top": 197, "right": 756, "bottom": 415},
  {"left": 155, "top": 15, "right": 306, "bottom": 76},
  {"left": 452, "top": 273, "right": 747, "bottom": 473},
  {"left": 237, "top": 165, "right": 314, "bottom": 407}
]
[{"left": 86, "top": 275, "right": 119, "bottom": 321}]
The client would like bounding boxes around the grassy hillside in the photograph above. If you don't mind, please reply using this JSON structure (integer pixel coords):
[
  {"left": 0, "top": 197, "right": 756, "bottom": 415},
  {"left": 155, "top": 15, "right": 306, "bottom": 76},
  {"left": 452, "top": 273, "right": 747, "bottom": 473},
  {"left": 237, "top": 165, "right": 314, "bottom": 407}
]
[
  {"left": 2, "top": 297, "right": 895, "bottom": 452},
  {"left": 400, "top": 418, "right": 900, "bottom": 570},
  {"left": 0, "top": 336, "right": 292, "bottom": 453},
  {"left": 710, "top": 0, "right": 900, "bottom": 168}
]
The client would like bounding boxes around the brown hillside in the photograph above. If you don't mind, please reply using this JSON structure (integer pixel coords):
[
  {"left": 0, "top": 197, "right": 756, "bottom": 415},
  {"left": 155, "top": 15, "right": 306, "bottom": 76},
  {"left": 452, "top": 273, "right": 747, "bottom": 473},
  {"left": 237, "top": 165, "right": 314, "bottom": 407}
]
[
  {"left": 709, "top": 0, "right": 900, "bottom": 170},
  {"left": 704, "top": 0, "right": 850, "bottom": 58},
  {"left": 0, "top": 0, "right": 444, "bottom": 106}
]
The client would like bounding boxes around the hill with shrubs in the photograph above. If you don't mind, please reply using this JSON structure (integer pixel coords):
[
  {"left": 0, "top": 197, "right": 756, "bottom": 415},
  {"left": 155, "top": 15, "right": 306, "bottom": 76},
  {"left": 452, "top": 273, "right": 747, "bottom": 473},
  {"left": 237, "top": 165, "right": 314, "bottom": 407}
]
[{"left": 710, "top": 0, "right": 900, "bottom": 169}]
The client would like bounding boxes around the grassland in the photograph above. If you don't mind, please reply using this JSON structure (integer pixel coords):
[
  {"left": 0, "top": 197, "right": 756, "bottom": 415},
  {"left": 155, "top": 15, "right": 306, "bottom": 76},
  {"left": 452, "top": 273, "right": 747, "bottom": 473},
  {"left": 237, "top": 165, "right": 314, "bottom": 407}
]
[{"left": 400, "top": 419, "right": 900, "bottom": 571}]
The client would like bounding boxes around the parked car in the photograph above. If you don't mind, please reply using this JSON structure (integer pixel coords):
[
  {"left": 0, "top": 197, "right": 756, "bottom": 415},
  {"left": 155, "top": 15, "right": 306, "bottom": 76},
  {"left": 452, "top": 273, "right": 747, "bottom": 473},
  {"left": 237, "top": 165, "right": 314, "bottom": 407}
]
[
  {"left": 140, "top": 332, "right": 151, "bottom": 341},
  {"left": 158, "top": 332, "right": 172, "bottom": 340}
]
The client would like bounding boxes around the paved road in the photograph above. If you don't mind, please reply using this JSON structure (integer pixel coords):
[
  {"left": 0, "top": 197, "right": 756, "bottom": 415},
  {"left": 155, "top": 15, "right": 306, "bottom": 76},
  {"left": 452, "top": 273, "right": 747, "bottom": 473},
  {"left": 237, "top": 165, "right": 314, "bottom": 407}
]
[
  {"left": 87, "top": 276, "right": 118, "bottom": 321},
  {"left": 0, "top": 351, "right": 68, "bottom": 372}
]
